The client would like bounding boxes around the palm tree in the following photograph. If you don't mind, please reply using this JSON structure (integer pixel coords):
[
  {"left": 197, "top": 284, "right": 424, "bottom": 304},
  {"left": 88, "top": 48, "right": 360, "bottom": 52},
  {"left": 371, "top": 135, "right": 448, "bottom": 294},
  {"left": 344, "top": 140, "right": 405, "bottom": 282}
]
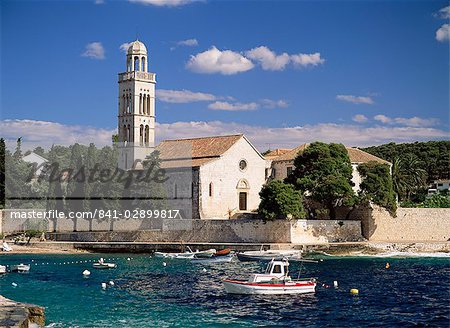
[{"left": 391, "top": 155, "right": 427, "bottom": 201}]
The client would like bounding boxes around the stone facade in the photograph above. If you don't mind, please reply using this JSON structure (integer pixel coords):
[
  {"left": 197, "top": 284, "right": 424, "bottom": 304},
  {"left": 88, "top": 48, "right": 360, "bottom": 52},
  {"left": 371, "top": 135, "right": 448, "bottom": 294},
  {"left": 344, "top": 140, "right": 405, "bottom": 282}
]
[{"left": 361, "top": 205, "right": 450, "bottom": 242}]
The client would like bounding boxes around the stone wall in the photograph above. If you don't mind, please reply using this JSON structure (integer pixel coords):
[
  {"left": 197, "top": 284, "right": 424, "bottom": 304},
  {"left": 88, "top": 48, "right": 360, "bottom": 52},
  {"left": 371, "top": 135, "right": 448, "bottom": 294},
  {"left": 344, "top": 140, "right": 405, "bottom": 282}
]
[
  {"left": 290, "top": 220, "right": 363, "bottom": 244},
  {"left": 361, "top": 205, "right": 450, "bottom": 242},
  {"left": 49, "top": 218, "right": 361, "bottom": 244}
]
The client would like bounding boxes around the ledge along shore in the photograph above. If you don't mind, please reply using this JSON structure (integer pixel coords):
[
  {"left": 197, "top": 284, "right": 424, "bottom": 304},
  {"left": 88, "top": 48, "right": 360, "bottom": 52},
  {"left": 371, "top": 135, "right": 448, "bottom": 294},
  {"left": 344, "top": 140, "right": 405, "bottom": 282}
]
[
  {"left": 0, "top": 295, "right": 45, "bottom": 328},
  {"left": 1, "top": 240, "right": 448, "bottom": 255}
]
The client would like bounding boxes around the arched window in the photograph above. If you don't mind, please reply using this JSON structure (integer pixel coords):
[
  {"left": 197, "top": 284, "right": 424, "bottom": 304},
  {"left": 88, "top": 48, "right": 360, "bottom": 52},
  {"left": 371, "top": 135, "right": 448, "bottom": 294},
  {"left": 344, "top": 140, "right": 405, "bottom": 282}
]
[
  {"left": 127, "top": 124, "right": 131, "bottom": 142},
  {"left": 144, "top": 125, "right": 150, "bottom": 145},
  {"left": 134, "top": 56, "right": 139, "bottom": 71},
  {"left": 141, "top": 57, "right": 146, "bottom": 72},
  {"left": 123, "top": 125, "right": 127, "bottom": 142},
  {"left": 139, "top": 94, "right": 142, "bottom": 114},
  {"left": 174, "top": 184, "right": 178, "bottom": 199},
  {"left": 139, "top": 125, "right": 144, "bottom": 146},
  {"left": 147, "top": 96, "right": 151, "bottom": 115},
  {"left": 129, "top": 94, "right": 133, "bottom": 113},
  {"left": 122, "top": 95, "right": 126, "bottom": 114},
  {"left": 209, "top": 182, "right": 213, "bottom": 197},
  {"left": 127, "top": 59, "right": 131, "bottom": 72}
]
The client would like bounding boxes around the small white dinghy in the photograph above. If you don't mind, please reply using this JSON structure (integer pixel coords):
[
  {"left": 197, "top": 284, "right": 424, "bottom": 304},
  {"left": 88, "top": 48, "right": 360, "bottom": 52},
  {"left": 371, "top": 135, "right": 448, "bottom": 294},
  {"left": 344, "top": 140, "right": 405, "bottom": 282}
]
[
  {"left": 93, "top": 258, "right": 117, "bottom": 269},
  {"left": 154, "top": 246, "right": 216, "bottom": 260},
  {"left": 0, "top": 265, "right": 7, "bottom": 274},
  {"left": 223, "top": 258, "right": 316, "bottom": 295},
  {"left": 2, "top": 242, "right": 12, "bottom": 252},
  {"left": 10, "top": 264, "right": 30, "bottom": 273}
]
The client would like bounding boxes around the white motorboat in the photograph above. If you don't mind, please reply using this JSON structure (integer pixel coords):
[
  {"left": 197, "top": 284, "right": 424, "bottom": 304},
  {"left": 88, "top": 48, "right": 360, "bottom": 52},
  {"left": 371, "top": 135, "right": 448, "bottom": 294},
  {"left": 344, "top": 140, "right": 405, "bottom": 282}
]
[
  {"left": 192, "top": 253, "right": 235, "bottom": 264},
  {"left": 93, "top": 258, "right": 117, "bottom": 269},
  {"left": 10, "top": 264, "right": 30, "bottom": 273},
  {"left": 0, "top": 265, "right": 6, "bottom": 274},
  {"left": 154, "top": 246, "right": 216, "bottom": 260},
  {"left": 223, "top": 258, "right": 316, "bottom": 295},
  {"left": 237, "top": 248, "right": 302, "bottom": 262}
]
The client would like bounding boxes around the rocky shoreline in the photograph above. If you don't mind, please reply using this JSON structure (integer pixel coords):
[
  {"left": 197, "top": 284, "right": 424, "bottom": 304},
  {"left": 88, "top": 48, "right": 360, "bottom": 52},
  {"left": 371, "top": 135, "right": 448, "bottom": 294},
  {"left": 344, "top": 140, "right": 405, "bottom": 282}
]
[{"left": 0, "top": 295, "right": 45, "bottom": 328}]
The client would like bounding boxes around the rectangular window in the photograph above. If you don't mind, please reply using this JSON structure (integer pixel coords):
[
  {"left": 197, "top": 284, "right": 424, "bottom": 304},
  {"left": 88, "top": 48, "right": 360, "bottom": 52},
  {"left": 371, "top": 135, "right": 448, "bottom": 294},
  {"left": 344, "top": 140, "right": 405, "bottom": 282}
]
[
  {"left": 287, "top": 167, "right": 293, "bottom": 176},
  {"left": 239, "top": 192, "right": 247, "bottom": 211}
]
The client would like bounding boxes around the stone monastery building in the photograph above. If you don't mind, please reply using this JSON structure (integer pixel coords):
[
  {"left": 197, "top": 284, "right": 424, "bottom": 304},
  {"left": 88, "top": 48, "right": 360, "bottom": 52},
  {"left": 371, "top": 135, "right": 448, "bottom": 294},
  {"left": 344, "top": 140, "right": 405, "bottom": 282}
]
[{"left": 118, "top": 40, "right": 389, "bottom": 219}]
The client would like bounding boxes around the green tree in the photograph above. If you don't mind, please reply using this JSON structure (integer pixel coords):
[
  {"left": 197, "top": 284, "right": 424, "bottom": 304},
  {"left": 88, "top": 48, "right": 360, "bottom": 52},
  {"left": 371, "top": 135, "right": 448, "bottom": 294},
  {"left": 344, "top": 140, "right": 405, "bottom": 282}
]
[
  {"left": 391, "top": 154, "right": 427, "bottom": 201},
  {"left": 13, "top": 137, "right": 23, "bottom": 160},
  {"left": 358, "top": 161, "right": 397, "bottom": 215},
  {"left": 286, "top": 142, "right": 355, "bottom": 219},
  {"left": 421, "top": 194, "right": 450, "bottom": 208},
  {"left": 258, "top": 180, "right": 305, "bottom": 220}
]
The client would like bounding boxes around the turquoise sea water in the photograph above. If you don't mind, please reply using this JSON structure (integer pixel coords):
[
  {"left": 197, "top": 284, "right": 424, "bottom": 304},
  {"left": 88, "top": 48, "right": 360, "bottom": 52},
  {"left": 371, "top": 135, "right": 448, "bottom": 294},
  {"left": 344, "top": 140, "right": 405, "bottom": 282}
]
[{"left": 0, "top": 253, "right": 449, "bottom": 327}]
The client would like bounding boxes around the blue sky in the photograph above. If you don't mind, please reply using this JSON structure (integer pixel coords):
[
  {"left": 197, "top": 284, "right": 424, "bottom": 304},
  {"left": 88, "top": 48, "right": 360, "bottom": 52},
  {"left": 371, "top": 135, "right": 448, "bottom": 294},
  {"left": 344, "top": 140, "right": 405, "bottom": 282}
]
[{"left": 1, "top": 0, "right": 449, "bottom": 149}]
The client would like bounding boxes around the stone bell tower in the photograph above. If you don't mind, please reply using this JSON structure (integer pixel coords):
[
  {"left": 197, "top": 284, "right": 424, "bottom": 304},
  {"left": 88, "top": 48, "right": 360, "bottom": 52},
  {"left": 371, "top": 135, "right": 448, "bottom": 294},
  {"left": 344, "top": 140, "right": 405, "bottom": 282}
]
[{"left": 118, "top": 40, "right": 156, "bottom": 170}]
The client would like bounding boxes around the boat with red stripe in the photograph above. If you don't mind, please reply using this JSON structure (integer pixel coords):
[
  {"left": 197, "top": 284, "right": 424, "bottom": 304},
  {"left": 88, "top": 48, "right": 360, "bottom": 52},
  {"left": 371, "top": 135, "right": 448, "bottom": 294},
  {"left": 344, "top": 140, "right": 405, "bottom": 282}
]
[{"left": 223, "top": 258, "right": 317, "bottom": 295}]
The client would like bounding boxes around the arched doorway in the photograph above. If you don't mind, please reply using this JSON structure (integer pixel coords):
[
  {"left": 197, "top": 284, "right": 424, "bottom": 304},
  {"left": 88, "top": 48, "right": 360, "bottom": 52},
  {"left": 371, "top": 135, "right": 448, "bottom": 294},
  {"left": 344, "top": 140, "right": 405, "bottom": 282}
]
[{"left": 236, "top": 179, "right": 250, "bottom": 211}]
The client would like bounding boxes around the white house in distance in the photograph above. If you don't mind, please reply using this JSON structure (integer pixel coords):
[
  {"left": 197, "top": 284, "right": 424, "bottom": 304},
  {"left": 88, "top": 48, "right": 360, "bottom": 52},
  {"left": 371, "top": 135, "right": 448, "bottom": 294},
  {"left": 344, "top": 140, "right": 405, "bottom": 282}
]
[
  {"left": 22, "top": 152, "right": 48, "bottom": 177},
  {"left": 265, "top": 144, "right": 391, "bottom": 192}
]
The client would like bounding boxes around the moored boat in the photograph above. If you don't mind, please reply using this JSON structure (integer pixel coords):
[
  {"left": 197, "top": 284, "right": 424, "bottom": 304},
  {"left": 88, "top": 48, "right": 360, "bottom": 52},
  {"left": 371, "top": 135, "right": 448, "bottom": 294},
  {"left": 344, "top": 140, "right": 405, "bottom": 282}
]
[
  {"left": 0, "top": 265, "right": 6, "bottom": 274},
  {"left": 192, "top": 253, "right": 235, "bottom": 264},
  {"left": 223, "top": 258, "right": 316, "bottom": 295},
  {"left": 10, "top": 264, "right": 30, "bottom": 273},
  {"left": 154, "top": 246, "right": 216, "bottom": 259},
  {"left": 237, "top": 249, "right": 302, "bottom": 262},
  {"left": 93, "top": 258, "right": 117, "bottom": 269}
]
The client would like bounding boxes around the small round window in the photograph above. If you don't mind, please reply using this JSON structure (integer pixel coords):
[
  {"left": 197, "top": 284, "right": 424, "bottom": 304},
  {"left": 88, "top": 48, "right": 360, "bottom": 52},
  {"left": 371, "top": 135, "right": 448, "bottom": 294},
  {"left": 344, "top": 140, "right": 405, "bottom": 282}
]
[{"left": 239, "top": 159, "right": 247, "bottom": 171}]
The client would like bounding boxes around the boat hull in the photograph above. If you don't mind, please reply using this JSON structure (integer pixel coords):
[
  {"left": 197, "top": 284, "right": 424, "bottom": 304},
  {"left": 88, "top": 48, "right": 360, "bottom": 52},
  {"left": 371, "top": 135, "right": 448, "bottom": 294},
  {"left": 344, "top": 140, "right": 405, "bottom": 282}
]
[
  {"left": 93, "top": 263, "right": 117, "bottom": 269},
  {"left": 154, "top": 252, "right": 195, "bottom": 259},
  {"left": 237, "top": 253, "right": 302, "bottom": 262},
  {"left": 223, "top": 279, "right": 316, "bottom": 295},
  {"left": 10, "top": 265, "right": 30, "bottom": 272},
  {"left": 192, "top": 254, "right": 234, "bottom": 263}
]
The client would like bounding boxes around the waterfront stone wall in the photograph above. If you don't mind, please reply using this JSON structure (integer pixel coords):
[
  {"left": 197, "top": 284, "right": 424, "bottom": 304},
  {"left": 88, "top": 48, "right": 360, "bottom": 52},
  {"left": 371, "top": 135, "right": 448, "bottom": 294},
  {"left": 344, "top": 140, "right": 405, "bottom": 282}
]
[
  {"left": 48, "top": 218, "right": 361, "bottom": 244},
  {"left": 361, "top": 205, "right": 450, "bottom": 242},
  {"left": 290, "top": 220, "right": 363, "bottom": 243}
]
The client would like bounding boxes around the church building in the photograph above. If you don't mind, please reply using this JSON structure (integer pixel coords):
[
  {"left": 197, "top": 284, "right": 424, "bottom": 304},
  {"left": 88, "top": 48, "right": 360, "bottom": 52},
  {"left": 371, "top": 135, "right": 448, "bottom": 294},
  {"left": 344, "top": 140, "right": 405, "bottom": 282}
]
[{"left": 117, "top": 40, "right": 389, "bottom": 220}]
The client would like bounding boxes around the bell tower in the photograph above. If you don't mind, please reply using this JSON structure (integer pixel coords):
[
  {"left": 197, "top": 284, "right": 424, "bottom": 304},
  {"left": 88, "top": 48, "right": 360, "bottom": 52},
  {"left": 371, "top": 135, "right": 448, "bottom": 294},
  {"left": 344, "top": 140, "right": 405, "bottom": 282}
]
[{"left": 118, "top": 40, "right": 156, "bottom": 170}]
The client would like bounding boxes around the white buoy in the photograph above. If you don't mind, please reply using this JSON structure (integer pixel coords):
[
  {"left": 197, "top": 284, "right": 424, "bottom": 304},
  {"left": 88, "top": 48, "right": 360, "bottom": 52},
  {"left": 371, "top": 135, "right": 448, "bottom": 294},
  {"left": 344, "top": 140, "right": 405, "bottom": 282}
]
[
  {"left": 163, "top": 262, "right": 167, "bottom": 267},
  {"left": 202, "top": 268, "right": 207, "bottom": 273},
  {"left": 83, "top": 270, "right": 91, "bottom": 276},
  {"left": 101, "top": 282, "right": 107, "bottom": 289},
  {"left": 109, "top": 280, "right": 114, "bottom": 286},
  {"left": 333, "top": 281, "right": 338, "bottom": 288},
  {"left": 11, "top": 282, "right": 17, "bottom": 287},
  {"left": 127, "top": 257, "right": 131, "bottom": 261}
]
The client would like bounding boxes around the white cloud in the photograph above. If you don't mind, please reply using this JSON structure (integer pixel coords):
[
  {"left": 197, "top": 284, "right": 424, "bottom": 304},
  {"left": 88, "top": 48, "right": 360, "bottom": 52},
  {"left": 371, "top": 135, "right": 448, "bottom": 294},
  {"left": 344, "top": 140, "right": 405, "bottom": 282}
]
[
  {"left": 374, "top": 114, "right": 439, "bottom": 127},
  {"left": 177, "top": 39, "right": 198, "bottom": 47},
  {"left": 290, "top": 53, "right": 324, "bottom": 68},
  {"left": 81, "top": 42, "right": 105, "bottom": 60},
  {"left": 2, "top": 119, "right": 448, "bottom": 151},
  {"left": 120, "top": 42, "right": 133, "bottom": 53},
  {"left": 436, "top": 24, "right": 450, "bottom": 42},
  {"left": 155, "top": 121, "right": 449, "bottom": 149},
  {"left": 157, "top": 89, "right": 216, "bottom": 103},
  {"left": 0, "top": 119, "right": 115, "bottom": 149},
  {"left": 245, "top": 46, "right": 290, "bottom": 71},
  {"left": 435, "top": 6, "right": 450, "bottom": 19},
  {"left": 260, "top": 99, "right": 288, "bottom": 109},
  {"left": 374, "top": 114, "right": 391, "bottom": 124},
  {"left": 393, "top": 116, "right": 439, "bottom": 127},
  {"left": 129, "top": 0, "right": 200, "bottom": 7},
  {"left": 352, "top": 114, "right": 368, "bottom": 123},
  {"left": 207, "top": 101, "right": 259, "bottom": 111},
  {"left": 336, "top": 94, "right": 374, "bottom": 105},
  {"left": 186, "top": 47, "right": 254, "bottom": 75}
]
